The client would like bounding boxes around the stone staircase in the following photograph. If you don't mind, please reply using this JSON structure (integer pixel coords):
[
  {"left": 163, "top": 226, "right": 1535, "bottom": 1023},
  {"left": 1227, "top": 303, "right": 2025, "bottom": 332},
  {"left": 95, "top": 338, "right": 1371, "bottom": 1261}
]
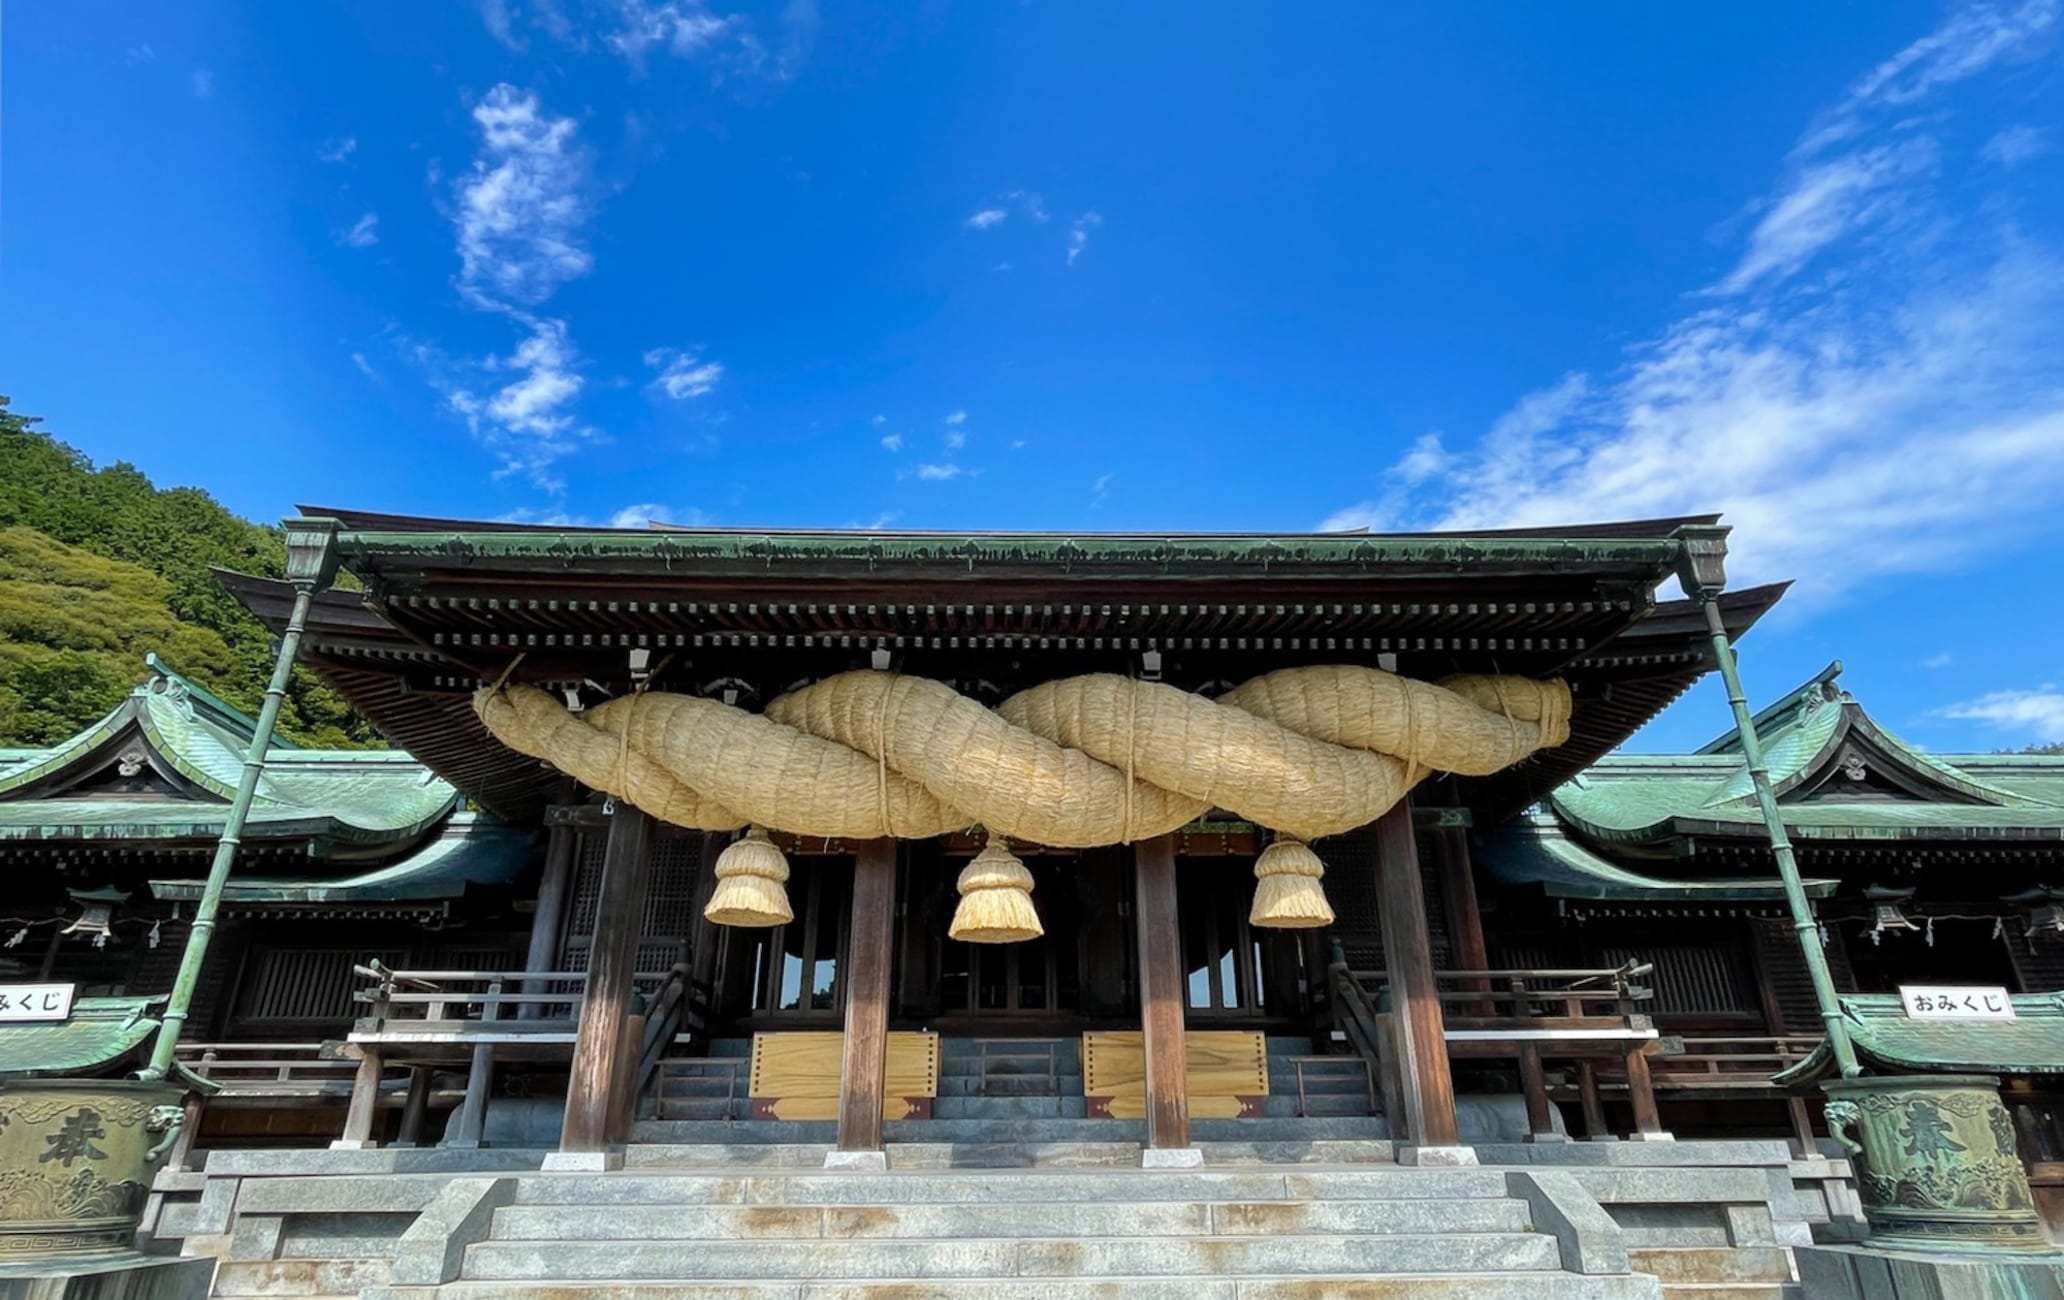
[{"left": 363, "top": 1164, "right": 1665, "bottom": 1299}]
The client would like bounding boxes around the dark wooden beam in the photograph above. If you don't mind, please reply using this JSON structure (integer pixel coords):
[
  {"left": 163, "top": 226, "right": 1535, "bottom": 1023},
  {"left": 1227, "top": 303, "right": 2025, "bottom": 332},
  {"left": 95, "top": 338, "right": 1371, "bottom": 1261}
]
[
  {"left": 837, "top": 840, "right": 898, "bottom": 1153},
  {"left": 1134, "top": 835, "right": 1191, "bottom": 1151},
  {"left": 1373, "top": 803, "right": 1461, "bottom": 1150},
  {"left": 559, "top": 804, "right": 654, "bottom": 1154}
]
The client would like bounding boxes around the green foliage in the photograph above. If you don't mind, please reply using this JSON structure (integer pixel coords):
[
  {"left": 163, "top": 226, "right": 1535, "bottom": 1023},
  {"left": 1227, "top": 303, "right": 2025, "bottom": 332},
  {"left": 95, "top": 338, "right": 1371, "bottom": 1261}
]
[{"left": 0, "top": 395, "right": 374, "bottom": 748}]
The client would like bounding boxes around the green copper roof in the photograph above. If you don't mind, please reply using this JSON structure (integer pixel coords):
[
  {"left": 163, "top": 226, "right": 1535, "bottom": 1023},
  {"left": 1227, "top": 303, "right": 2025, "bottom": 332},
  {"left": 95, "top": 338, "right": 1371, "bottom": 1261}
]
[
  {"left": 1483, "top": 811, "right": 1839, "bottom": 901},
  {"left": 1549, "top": 665, "right": 2064, "bottom": 846},
  {"left": 0, "top": 658, "right": 457, "bottom": 845},
  {"left": 0, "top": 996, "right": 211, "bottom": 1089},
  {"left": 1775, "top": 993, "right": 2064, "bottom": 1087},
  {"left": 147, "top": 812, "right": 534, "bottom": 903}
]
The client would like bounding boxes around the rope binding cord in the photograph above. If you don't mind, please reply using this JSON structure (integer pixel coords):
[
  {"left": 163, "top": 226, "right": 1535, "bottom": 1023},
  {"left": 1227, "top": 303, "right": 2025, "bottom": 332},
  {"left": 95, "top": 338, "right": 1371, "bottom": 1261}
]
[{"left": 474, "top": 662, "right": 1573, "bottom": 941}]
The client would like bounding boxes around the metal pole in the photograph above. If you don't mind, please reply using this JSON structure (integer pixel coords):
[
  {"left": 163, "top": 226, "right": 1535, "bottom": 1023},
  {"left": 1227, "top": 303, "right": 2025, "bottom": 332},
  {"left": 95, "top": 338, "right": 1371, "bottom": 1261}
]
[
  {"left": 143, "top": 521, "right": 335, "bottom": 1080},
  {"left": 1696, "top": 595, "right": 1861, "bottom": 1078}
]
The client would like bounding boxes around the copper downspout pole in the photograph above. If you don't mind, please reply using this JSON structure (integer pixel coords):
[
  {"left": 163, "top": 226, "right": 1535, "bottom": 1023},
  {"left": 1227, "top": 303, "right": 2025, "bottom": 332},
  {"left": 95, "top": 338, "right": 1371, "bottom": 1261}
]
[
  {"left": 142, "top": 518, "right": 338, "bottom": 1080},
  {"left": 1676, "top": 525, "right": 1861, "bottom": 1079}
]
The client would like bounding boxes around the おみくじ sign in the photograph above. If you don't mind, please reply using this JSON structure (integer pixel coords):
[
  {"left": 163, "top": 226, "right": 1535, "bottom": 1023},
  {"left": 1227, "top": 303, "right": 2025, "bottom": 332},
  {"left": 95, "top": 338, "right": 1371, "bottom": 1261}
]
[{"left": 1899, "top": 986, "right": 2015, "bottom": 1021}]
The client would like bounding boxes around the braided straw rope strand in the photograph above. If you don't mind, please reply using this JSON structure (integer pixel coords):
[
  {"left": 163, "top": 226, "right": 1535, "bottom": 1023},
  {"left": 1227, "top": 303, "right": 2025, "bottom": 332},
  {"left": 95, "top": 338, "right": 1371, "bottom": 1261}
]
[{"left": 474, "top": 664, "right": 1569, "bottom": 846}]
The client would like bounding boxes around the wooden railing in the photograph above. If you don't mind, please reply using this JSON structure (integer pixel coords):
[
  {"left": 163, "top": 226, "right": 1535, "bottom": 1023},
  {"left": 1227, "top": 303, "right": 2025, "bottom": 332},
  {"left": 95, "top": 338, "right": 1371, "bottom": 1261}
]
[
  {"left": 1647, "top": 1035, "right": 1819, "bottom": 1089},
  {"left": 174, "top": 1041, "right": 358, "bottom": 1097},
  {"left": 1345, "top": 962, "right": 1655, "bottom": 1026}
]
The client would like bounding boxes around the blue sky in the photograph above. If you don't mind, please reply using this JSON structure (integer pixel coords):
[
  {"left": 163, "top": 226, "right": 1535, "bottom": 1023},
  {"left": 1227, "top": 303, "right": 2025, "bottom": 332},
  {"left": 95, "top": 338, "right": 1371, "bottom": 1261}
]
[{"left": 5, "top": 2, "right": 2063, "bottom": 752}]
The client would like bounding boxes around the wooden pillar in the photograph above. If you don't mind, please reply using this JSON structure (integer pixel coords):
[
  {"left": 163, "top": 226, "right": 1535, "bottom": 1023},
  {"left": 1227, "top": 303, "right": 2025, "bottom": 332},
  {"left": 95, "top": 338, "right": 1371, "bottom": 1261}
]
[
  {"left": 1437, "top": 826, "right": 1493, "bottom": 1013},
  {"left": 519, "top": 824, "right": 578, "bottom": 1020},
  {"left": 1373, "top": 804, "right": 1464, "bottom": 1156},
  {"left": 1623, "top": 1045, "right": 1673, "bottom": 1141},
  {"left": 448, "top": 1045, "right": 494, "bottom": 1148},
  {"left": 1576, "top": 1061, "right": 1611, "bottom": 1140},
  {"left": 836, "top": 840, "right": 898, "bottom": 1156},
  {"left": 396, "top": 1066, "right": 433, "bottom": 1147},
  {"left": 1788, "top": 1096, "right": 1818, "bottom": 1153},
  {"left": 1134, "top": 835, "right": 1192, "bottom": 1154},
  {"left": 332, "top": 1049, "right": 384, "bottom": 1150},
  {"left": 1517, "top": 1044, "right": 1558, "bottom": 1141},
  {"left": 557, "top": 805, "right": 654, "bottom": 1158}
]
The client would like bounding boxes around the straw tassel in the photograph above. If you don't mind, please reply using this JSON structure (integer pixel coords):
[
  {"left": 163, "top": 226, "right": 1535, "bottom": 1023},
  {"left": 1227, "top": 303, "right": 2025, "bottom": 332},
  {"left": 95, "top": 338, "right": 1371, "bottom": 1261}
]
[
  {"left": 703, "top": 826, "right": 794, "bottom": 927},
  {"left": 1249, "top": 837, "right": 1335, "bottom": 929},
  {"left": 949, "top": 835, "right": 1044, "bottom": 944}
]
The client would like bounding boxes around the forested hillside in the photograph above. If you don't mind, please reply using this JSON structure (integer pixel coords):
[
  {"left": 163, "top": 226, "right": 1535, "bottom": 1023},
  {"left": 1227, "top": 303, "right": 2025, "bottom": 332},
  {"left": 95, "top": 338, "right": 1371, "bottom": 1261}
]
[{"left": 0, "top": 395, "right": 372, "bottom": 747}]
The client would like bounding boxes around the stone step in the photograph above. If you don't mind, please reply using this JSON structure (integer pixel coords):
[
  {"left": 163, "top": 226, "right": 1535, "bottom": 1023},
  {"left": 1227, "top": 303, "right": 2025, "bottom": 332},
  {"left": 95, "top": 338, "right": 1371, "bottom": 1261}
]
[
  {"left": 621, "top": 1137, "right": 1397, "bottom": 1169},
  {"left": 212, "top": 1258, "right": 392, "bottom": 1297},
  {"left": 931, "top": 1096, "right": 1088, "bottom": 1119},
  {"left": 1629, "top": 1248, "right": 1794, "bottom": 1286},
  {"left": 488, "top": 1196, "right": 1528, "bottom": 1243},
  {"left": 1657, "top": 1289, "right": 1795, "bottom": 1300},
  {"left": 512, "top": 1166, "right": 1509, "bottom": 1206},
  {"left": 460, "top": 1232, "right": 1565, "bottom": 1279},
  {"left": 628, "top": 1116, "right": 1387, "bottom": 1145},
  {"left": 371, "top": 1273, "right": 1661, "bottom": 1300},
  {"left": 936, "top": 1073, "right": 1084, "bottom": 1097}
]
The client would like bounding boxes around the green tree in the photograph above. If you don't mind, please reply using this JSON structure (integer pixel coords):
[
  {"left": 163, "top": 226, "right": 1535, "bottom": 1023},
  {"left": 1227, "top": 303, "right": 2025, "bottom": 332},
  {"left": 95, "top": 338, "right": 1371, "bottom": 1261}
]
[{"left": 0, "top": 395, "right": 374, "bottom": 748}]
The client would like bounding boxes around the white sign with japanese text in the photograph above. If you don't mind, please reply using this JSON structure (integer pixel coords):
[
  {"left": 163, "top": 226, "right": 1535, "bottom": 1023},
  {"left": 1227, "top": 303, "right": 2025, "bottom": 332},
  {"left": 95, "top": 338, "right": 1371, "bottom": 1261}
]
[
  {"left": 1899, "top": 985, "right": 2015, "bottom": 1020},
  {"left": 0, "top": 982, "right": 75, "bottom": 1022}
]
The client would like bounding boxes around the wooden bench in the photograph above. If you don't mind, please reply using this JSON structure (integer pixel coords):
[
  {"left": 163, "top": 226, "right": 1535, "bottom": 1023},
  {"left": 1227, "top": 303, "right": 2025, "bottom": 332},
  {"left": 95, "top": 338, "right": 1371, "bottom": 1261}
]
[
  {"left": 1082, "top": 1030, "right": 1269, "bottom": 1120},
  {"left": 748, "top": 1031, "right": 941, "bottom": 1121}
]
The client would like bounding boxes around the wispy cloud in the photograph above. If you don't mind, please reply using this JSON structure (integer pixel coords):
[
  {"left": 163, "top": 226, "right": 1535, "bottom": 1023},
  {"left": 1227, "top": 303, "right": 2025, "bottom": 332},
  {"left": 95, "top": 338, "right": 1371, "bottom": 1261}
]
[
  {"left": 455, "top": 84, "right": 591, "bottom": 310},
  {"left": 942, "top": 410, "right": 968, "bottom": 449},
  {"left": 913, "top": 463, "right": 962, "bottom": 481},
  {"left": 1939, "top": 687, "right": 2064, "bottom": 743},
  {"left": 1922, "top": 651, "right": 1954, "bottom": 669},
  {"left": 125, "top": 44, "right": 156, "bottom": 65},
  {"left": 879, "top": 433, "right": 903, "bottom": 452},
  {"left": 423, "top": 85, "right": 601, "bottom": 489},
  {"left": 1983, "top": 124, "right": 2049, "bottom": 166},
  {"left": 643, "top": 347, "right": 724, "bottom": 399},
  {"left": 445, "top": 318, "right": 589, "bottom": 487},
  {"left": 1068, "top": 211, "right": 1102, "bottom": 266},
  {"left": 870, "top": 413, "right": 887, "bottom": 427},
  {"left": 1090, "top": 472, "right": 1112, "bottom": 506},
  {"left": 964, "top": 208, "right": 1008, "bottom": 230},
  {"left": 340, "top": 213, "right": 380, "bottom": 248},
  {"left": 608, "top": 501, "right": 711, "bottom": 528},
  {"left": 1323, "top": 1, "right": 2064, "bottom": 601},
  {"left": 319, "top": 136, "right": 358, "bottom": 164},
  {"left": 191, "top": 69, "right": 215, "bottom": 99},
  {"left": 479, "top": 0, "right": 523, "bottom": 49},
  {"left": 350, "top": 352, "right": 381, "bottom": 382},
  {"left": 964, "top": 190, "right": 1048, "bottom": 231}
]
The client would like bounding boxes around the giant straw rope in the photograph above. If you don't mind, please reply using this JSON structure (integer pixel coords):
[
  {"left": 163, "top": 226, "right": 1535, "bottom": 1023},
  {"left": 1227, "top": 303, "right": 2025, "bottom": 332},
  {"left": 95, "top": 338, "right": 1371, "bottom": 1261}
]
[{"left": 473, "top": 666, "right": 1571, "bottom": 938}]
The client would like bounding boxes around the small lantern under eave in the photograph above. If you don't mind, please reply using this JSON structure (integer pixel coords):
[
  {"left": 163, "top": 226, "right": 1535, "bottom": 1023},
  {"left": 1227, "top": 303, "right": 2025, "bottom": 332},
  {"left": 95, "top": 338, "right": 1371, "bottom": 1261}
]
[
  {"left": 1864, "top": 882, "right": 1919, "bottom": 946},
  {"left": 950, "top": 836, "right": 1043, "bottom": 944},
  {"left": 703, "top": 826, "right": 794, "bottom": 927},
  {"left": 1250, "top": 838, "right": 1335, "bottom": 929},
  {"left": 60, "top": 887, "right": 129, "bottom": 949}
]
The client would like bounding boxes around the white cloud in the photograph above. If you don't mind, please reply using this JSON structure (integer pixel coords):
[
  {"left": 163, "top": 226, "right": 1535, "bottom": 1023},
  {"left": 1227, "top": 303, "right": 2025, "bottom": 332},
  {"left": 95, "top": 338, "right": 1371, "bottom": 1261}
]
[
  {"left": 443, "top": 317, "right": 589, "bottom": 489},
  {"left": 880, "top": 433, "right": 903, "bottom": 452},
  {"left": 1090, "top": 472, "right": 1112, "bottom": 506},
  {"left": 944, "top": 409, "right": 968, "bottom": 425},
  {"left": 1009, "top": 438, "right": 1025, "bottom": 450},
  {"left": 191, "top": 69, "right": 215, "bottom": 99},
  {"left": 319, "top": 136, "right": 358, "bottom": 164},
  {"left": 1322, "top": 3, "right": 2064, "bottom": 602},
  {"left": 1983, "top": 124, "right": 2049, "bottom": 166},
  {"left": 1011, "top": 190, "right": 1050, "bottom": 223},
  {"left": 1939, "top": 688, "right": 2064, "bottom": 743},
  {"left": 1068, "top": 211, "right": 1103, "bottom": 266},
  {"left": 125, "top": 44, "right": 156, "bottom": 65},
  {"left": 642, "top": 347, "right": 724, "bottom": 399},
  {"left": 609, "top": 0, "right": 733, "bottom": 64},
  {"left": 479, "top": 0, "right": 523, "bottom": 49},
  {"left": 964, "top": 208, "right": 1008, "bottom": 230},
  {"left": 340, "top": 213, "right": 380, "bottom": 248},
  {"left": 455, "top": 84, "right": 591, "bottom": 310},
  {"left": 915, "top": 463, "right": 962, "bottom": 481},
  {"left": 350, "top": 352, "right": 380, "bottom": 381},
  {"left": 1922, "top": 652, "right": 1954, "bottom": 669},
  {"left": 871, "top": 413, "right": 887, "bottom": 427}
]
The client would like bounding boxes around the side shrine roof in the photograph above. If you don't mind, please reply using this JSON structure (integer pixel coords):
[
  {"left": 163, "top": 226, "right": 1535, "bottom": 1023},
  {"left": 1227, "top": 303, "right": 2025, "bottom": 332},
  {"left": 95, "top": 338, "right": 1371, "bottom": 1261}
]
[
  {"left": 0, "top": 996, "right": 211, "bottom": 1088},
  {"left": 1775, "top": 994, "right": 2064, "bottom": 1086},
  {"left": 224, "top": 510, "right": 1780, "bottom": 825},
  {"left": 1546, "top": 663, "right": 2064, "bottom": 848},
  {"left": 146, "top": 811, "right": 535, "bottom": 905},
  {"left": 0, "top": 656, "right": 458, "bottom": 846},
  {"left": 1481, "top": 808, "right": 1839, "bottom": 902}
]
